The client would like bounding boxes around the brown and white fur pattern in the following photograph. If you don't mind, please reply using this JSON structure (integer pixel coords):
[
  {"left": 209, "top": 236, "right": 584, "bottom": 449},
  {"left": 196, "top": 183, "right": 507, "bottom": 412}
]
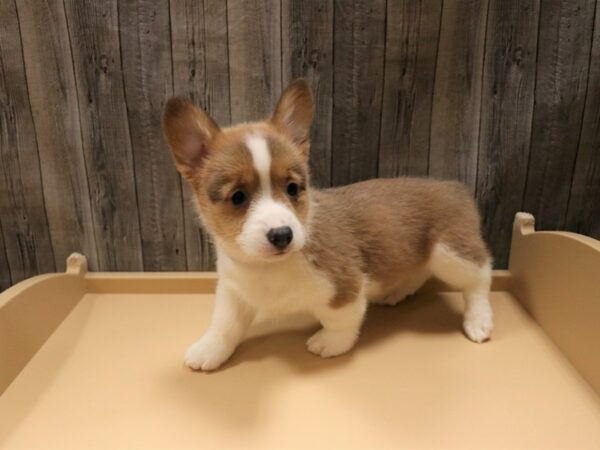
[{"left": 163, "top": 80, "right": 494, "bottom": 371}]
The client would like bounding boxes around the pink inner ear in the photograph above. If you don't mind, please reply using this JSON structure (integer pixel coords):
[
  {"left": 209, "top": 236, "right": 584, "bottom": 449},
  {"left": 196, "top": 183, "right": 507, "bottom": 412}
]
[
  {"left": 273, "top": 100, "right": 312, "bottom": 146},
  {"left": 286, "top": 116, "right": 308, "bottom": 144},
  {"left": 181, "top": 129, "right": 209, "bottom": 168}
]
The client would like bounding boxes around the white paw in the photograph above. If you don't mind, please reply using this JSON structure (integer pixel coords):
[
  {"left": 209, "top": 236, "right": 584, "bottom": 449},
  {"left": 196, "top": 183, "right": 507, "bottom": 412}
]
[
  {"left": 184, "top": 336, "right": 233, "bottom": 371},
  {"left": 306, "top": 329, "right": 357, "bottom": 358},
  {"left": 463, "top": 308, "right": 494, "bottom": 343}
]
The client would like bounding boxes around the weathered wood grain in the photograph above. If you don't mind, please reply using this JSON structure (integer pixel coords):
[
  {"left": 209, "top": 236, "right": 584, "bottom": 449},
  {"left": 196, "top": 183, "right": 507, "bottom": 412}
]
[
  {"left": 522, "top": 0, "right": 595, "bottom": 230},
  {"left": 118, "top": 0, "right": 186, "bottom": 271},
  {"left": 64, "top": 0, "right": 143, "bottom": 271},
  {"left": 170, "top": 0, "right": 231, "bottom": 127},
  {"left": 15, "top": 0, "right": 98, "bottom": 271},
  {"left": 281, "top": 0, "right": 334, "bottom": 188},
  {"left": 227, "top": 0, "right": 282, "bottom": 123},
  {"left": 0, "top": 0, "right": 55, "bottom": 283},
  {"left": 331, "top": 0, "right": 386, "bottom": 185},
  {"left": 429, "top": 0, "right": 489, "bottom": 190},
  {"left": 477, "top": 0, "right": 539, "bottom": 268},
  {"left": 1, "top": 1, "right": 600, "bottom": 288},
  {"left": 169, "top": 0, "right": 231, "bottom": 271},
  {"left": 378, "top": 0, "right": 442, "bottom": 178},
  {"left": 566, "top": 3, "right": 600, "bottom": 239},
  {"left": 0, "top": 220, "right": 10, "bottom": 291}
]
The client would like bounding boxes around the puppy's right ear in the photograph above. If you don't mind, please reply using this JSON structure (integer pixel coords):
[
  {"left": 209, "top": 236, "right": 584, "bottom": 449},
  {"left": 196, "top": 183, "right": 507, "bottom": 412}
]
[{"left": 163, "top": 98, "right": 220, "bottom": 180}]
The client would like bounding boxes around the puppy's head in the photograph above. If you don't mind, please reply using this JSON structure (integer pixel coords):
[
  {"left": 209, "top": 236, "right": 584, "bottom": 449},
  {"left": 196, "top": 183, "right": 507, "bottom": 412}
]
[{"left": 163, "top": 80, "right": 314, "bottom": 263}]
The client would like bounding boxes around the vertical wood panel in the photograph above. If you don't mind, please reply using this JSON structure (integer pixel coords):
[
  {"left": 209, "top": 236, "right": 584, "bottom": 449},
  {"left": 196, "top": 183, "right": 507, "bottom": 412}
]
[
  {"left": 477, "top": 0, "right": 539, "bottom": 268},
  {"left": 429, "top": 0, "right": 489, "bottom": 190},
  {"left": 227, "top": 0, "right": 282, "bottom": 123},
  {"left": 15, "top": 0, "right": 98, "bottom": 271},
  {"left": 0, "top": 0, "right": 55, "bottom": 283},
  {"left": 378, "top": 0, "right": 442, "bottom": 178},
  {"left": 64, "top": 0, "right": 143, "bottom": 271},
  {"left": 0, "top": 221, "right": 11, "bottom": 291},
  {"left": 331, "top": 0, "right": 386, "bottom": 185},
  {"left": 1, "top": 2, "right": 600, "bottom": 288},
  {"left": 170, "top": 0, "right": 231, "bottom": 271},
  {"left": 281, "top": 0, "right": 334, "bottom": 188},
  {"left": 522, "top": 0, "right": 595, "bottom": 230},
  {"left": 118, "top": 0, "right": 186, "bottom": 271},
  {"left": 566, "top": 3, "right": 600, "bottom": 239}
]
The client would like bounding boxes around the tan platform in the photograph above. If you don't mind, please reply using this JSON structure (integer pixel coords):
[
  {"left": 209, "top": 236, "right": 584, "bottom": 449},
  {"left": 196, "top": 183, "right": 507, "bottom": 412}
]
[{"left": 1, "top": 213, "right": 600, "bottom": 449}]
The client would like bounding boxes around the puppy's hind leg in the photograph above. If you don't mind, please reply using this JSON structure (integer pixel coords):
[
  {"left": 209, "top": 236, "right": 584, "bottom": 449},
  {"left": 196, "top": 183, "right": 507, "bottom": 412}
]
[{"left": 428, "top": 243, "right": 493, "bottom": 343}]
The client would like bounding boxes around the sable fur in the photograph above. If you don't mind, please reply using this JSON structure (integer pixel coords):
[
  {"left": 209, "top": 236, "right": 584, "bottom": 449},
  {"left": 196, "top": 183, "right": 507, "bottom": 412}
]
[
  {"left": 305, "top": 178, "right": 489, "bottom": 307},
  {"left": 163, "top": 79, "right": 494, "bottom": 371}
]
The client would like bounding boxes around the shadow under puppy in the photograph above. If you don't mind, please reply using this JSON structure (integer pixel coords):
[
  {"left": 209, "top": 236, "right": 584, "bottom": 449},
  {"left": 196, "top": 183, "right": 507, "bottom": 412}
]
[{"left": 163, "top": 80, "right": 493, "bottom": 371}]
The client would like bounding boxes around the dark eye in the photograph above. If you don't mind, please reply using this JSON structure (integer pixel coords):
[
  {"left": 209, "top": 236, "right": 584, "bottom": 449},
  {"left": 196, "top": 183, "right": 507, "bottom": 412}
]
[
  {"left": 231, "top": 190, "right": 246, "bottom": 206},
  {"left": 287, "top": 182, "right": 300, "bottom": 198}
]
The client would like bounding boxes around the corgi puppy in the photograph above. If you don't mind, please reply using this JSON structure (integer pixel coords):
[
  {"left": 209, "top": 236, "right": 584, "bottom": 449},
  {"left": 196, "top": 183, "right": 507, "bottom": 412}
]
[{"left": 163, "top": 80, "right": 493, "bottom": 371}]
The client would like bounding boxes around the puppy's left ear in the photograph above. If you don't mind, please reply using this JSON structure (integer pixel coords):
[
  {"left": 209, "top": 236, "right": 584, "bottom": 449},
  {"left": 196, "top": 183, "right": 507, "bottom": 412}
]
[{"left": 271, "top": 79, "right": 314, "bottom": 156}]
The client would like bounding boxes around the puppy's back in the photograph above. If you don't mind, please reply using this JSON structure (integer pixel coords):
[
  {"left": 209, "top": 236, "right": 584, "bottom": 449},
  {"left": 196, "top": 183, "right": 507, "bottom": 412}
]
[{"left": 309, "top": 178, "right": 489, "bottom": 284}]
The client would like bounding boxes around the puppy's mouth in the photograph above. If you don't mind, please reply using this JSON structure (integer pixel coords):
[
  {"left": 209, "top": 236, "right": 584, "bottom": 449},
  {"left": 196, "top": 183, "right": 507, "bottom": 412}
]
[
  {"left": 260, "top": 245, "right": 297, "bottom": 259},
  {"left": 265, "top": 248, "right": 293, "bottom": 258}
]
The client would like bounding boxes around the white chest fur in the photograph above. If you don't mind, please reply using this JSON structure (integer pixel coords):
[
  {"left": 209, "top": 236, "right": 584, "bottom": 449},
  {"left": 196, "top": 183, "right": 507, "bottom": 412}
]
[{"left": 217, "top": 250, "right": 335, "bottom": 314}]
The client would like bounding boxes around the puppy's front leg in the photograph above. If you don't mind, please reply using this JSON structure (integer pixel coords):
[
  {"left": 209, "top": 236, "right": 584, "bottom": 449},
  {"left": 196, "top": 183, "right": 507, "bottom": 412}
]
[
  {"left": 185, "top": 283, "right": 255, "bottom": 371},
  {"left": 307, "top": 294, "right": 368, "bottom": 358}
]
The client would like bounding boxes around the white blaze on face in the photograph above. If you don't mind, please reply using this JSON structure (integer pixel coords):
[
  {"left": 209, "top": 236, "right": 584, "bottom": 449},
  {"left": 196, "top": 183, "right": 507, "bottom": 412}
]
[
  {"left": 237, "top": 134, "right": 306, "bottom": 258},
  {"left": 245, "top": 134, "right": 272, "bottom": 195}
]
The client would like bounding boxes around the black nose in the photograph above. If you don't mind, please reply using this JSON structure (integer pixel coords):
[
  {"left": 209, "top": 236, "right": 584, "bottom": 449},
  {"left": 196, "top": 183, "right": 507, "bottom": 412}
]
[{"left": 266, "top": 226, "right": 293, "bottom": 250}]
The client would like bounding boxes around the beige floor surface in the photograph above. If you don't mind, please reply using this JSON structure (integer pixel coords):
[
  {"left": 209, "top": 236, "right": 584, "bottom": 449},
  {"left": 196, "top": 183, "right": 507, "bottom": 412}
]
[{"left": 1, "top": 291, "right": 600, "bottom": 449}]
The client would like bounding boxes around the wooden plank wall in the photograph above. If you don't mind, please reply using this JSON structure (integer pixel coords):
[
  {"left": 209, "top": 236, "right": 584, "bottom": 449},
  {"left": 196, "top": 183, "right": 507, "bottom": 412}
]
[
  {"left": 0, "top": 0, "right": 56, "bottom": 287},
  {"left": 0, "top": 0, "right": 598, "bottom": 288}
]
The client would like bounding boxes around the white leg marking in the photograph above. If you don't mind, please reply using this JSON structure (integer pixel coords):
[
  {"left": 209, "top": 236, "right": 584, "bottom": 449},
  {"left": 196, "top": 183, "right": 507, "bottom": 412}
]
[
  {"left": 307, "top": 293, "right": 368, "bottom": 358},
  {"left": 185, "top": 283, "right": 255, "bottom": 371},
  {"left": 428, "top": 243, "right": 494, "bottom": 343},
  {"left": 245, "top": 134, "right": 271, "bottom": 195}
]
